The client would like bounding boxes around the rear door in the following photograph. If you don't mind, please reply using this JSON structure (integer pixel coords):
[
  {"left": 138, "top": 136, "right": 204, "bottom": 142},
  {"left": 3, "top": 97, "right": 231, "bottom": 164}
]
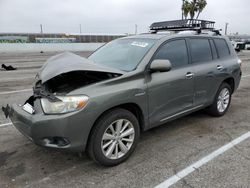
[
  {"left": 188, "top": 37, "right": 220, "bottom": 106},
  {"left": 146, "top": 39, "right": 195, "bottom": 126},
  {"left": 212, "top": 38, "right": 237, "bottom": 93}
]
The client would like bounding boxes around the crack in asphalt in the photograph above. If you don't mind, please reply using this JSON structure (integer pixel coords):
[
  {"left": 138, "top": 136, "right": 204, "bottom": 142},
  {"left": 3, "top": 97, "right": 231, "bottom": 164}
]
[{"left": 181, "top": 178, "right": 195, "bottom": 188}]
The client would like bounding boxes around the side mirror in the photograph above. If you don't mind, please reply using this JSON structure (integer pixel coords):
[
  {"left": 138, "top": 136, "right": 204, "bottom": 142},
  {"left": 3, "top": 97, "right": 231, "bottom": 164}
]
[{"left": 150, "top": 59, "right": 172, "bottom": 72}]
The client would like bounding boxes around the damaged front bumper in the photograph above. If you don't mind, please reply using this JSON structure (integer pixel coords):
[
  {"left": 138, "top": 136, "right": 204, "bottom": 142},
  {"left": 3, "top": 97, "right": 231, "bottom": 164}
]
[
  {"left": 4, "top": 99, "right": 93, "bottom": 152},
  {"left": 2, "top": 52, "right": 124, "bottom": 153}
]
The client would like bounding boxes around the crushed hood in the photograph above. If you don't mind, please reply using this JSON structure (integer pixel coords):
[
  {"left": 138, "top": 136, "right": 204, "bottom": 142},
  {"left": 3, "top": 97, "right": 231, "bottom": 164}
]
[{"left": 38, "top": 52, "right": 124, "bottom": 83}]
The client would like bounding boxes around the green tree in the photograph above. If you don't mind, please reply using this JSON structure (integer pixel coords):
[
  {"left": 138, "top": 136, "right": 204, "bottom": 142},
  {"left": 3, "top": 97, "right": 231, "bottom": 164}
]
[
  {"left": 182, "top": 0, "right": 191, "bottom": 19},
  {"left": 189, "top": 0, "right": 197, "bottom": 19},
  {"left": 182, "top": 0, "right": 207, "bottom": 20},
  {"left": 196, "top": 0, "right": 207, "bottom": 19}
]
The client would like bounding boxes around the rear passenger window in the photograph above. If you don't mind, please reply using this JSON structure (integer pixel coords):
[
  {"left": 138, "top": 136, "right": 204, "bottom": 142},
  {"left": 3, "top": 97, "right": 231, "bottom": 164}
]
[
  {"left": 214, "top": 39, "right": 230, "bottom": 58},
  {"left": 209, "top": 39, "right": 218, "bottom": 59},
  {"left": 154, "top": 39, "right": 188, "bottom": 68},
  {"left": 190, "top": 39, "right": 213, "bottom": 63}
]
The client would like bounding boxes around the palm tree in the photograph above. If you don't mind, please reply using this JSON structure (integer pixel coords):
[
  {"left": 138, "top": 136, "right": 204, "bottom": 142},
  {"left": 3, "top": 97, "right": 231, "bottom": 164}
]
[
  {"left": 196, "top": 0, "right": 207, "bottom": 19},
  {"left": 189, "top": 0, "right": 197, "bottom": 19},
  {"left": 182, "top": 0, "right": 191, "bottom": 19},
  {"left": 181, "top": 0, "right": 207, "bottom": 20}
]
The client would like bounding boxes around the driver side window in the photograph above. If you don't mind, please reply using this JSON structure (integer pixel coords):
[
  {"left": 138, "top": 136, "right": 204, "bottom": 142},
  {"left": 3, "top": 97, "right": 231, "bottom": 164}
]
[{"left": 154, "top": 39, "right": 189, "bottom": 68}]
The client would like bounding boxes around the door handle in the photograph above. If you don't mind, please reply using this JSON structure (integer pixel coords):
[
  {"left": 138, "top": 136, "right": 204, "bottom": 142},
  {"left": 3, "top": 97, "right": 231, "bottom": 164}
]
[
  {"left": 217, "top": 65, "right": 223, "bottom": 71},
  {"left": 186, "top": 72, "right": 194, "bottom": 79}
]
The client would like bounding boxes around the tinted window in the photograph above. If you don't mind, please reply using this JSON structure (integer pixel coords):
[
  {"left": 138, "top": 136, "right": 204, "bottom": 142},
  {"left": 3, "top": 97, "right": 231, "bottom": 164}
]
[
  {"left": 154, "top": 40, "right": 188, "bottom": 68},
  {"left": 209, "top": 39, "right": 218, "bottom": 59},
  {"left": 190, "top": 39, "right": 213, "bottom": 63},
  {"left": 214, "top": 39, "right": 230, "bottom": 58}
]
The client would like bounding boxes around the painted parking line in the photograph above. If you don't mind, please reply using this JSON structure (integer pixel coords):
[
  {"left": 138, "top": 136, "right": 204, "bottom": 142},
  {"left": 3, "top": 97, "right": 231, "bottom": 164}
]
[
  {"left": 0, "top": 122, "right": 12, "bottom": 127},
  {"left": 155, "top": 131, "right": 250, "bottom": 188},
  {"left": 0, "top": 88, "right": 32, "bottom": 95},
  {"left": 242, "top": 74, "right": 250, "bottom": 78}
]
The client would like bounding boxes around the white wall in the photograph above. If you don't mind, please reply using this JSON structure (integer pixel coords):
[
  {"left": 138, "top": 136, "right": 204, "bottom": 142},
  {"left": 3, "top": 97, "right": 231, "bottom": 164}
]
[{"left": 0, "top": 43, "right": 105, "bottom": 52}]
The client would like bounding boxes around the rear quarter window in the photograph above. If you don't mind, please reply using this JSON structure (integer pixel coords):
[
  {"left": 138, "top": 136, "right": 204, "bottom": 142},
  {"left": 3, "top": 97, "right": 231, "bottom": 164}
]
[
  {"left": 189, "top": 38, "right": 213, "bottom": 63},
  {"left": 214, "top": 39, "right": 230, "bottom": 58}
]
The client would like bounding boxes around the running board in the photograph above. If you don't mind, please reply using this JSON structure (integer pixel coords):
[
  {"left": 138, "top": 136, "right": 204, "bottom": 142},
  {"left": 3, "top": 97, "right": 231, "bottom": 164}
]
[{"left": 160, "top": 105, "right": 204, "bottom": 122}]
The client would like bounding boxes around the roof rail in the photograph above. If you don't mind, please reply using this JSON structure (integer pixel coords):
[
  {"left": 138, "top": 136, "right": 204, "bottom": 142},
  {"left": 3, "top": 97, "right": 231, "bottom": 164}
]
[{"left": 149, "top": 19, "right": 220, "bottom": 35}]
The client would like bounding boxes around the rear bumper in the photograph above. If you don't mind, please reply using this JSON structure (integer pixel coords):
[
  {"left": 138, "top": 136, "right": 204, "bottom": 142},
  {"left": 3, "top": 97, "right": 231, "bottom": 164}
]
[{"left": 9, "top": 103, "right": 94, "bottom": 152}]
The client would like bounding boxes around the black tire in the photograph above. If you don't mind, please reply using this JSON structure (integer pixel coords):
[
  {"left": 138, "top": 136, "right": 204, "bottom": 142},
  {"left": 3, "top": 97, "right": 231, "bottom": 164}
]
[
  {"left": 87, "top": 108, "right": 140, "bottom": 166},
  {"left": 207, "top": 82, "right": 232, "bottom": 117}
]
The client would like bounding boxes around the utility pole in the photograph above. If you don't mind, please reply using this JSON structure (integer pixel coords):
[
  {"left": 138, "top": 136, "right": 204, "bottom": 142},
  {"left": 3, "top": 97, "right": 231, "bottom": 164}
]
[
  {"left": 79, "top": 24, "right": 82, "bottom": 34},
  {"left": 135, "top": 24, "right": 138, "bottom": 35},
  {"left": 225, "top": 23, "right": 229, "bottom": 35},
  {"left": 40, "top": 24, "right": 43, "bottom": 34}
]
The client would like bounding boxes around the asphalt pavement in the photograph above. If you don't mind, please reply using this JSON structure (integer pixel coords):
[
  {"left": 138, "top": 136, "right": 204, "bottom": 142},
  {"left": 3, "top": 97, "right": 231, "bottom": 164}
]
[{"left": 0, "top": 51, "right": 250, "bottom": 188}]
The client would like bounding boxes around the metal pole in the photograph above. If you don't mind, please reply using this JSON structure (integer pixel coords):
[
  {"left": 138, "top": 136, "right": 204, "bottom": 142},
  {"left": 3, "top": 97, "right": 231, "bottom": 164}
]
[
  {"left": 135, "top": 24, "right": 138, "bottom": 35},
  {"left": 79, "top": 24, "right": 82, "bottom": 34},
  {"left": 225, "top": 23, "right": 229, "bottom": 35},
  {"left": 40, "top": 24, "right": 43, "bottom": 34}
]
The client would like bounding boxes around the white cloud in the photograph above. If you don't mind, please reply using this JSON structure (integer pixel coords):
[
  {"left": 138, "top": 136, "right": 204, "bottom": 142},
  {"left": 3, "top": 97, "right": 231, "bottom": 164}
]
[{"left": 0, "top": 0, "right": 249, "bottom": 34}]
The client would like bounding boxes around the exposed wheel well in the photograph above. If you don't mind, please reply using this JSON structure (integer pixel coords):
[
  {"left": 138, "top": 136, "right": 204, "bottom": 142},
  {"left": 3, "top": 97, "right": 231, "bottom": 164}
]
[
  {"left": 96, "top": 103, "right": 145, "bottom": 131},
  {"left": 115, "top": 103, "right": 145, "bottom": 130},
  {"left": 223, "top": 77, "right": 235, "bottom": 93},
  {"left": 86, "top": 103, "right": 145, "bottom": 150}
]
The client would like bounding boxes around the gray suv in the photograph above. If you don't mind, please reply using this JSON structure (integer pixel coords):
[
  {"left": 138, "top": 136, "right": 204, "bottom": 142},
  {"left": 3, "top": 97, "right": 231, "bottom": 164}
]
[{"left": 5, "top": 33, "right": 241, "bottom": 166}]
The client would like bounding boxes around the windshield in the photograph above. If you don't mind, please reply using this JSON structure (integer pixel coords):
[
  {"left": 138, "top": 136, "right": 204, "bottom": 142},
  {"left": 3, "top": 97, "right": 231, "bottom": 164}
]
[{"left": 88, "top": 38, "right": 156, "bottom": 71}]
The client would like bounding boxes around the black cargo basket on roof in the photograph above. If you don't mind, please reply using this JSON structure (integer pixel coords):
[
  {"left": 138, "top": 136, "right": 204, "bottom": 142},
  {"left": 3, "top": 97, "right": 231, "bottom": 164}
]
[{"left": 150, "top": 19, "right": 215, "bottom": 33}]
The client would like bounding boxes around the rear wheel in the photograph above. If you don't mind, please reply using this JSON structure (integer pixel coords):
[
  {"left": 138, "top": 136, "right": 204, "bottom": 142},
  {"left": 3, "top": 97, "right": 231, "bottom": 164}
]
[
  {"left": 207, "top": 82, "right": 232, "bottom": 117},
  {"left": 87, "top": 109, "right": 140, "bottom": 166}
]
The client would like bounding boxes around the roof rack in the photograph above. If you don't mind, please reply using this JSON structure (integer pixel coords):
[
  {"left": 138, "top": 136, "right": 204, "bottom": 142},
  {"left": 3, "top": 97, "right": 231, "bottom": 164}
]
[{"left": 150, "top": 19, "right": 220, "bottom": 35}]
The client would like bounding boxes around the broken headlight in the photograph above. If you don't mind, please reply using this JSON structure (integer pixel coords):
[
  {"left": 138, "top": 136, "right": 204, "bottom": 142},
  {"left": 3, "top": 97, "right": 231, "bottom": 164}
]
[{"left": 41, "top": 95, "right": 89, "bottom": 114}]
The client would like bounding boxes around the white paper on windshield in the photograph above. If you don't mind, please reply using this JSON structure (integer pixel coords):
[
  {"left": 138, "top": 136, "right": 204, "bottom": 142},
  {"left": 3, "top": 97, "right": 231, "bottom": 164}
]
[{"left": 131, "top": 41, "right": 149, "bottom": 48}]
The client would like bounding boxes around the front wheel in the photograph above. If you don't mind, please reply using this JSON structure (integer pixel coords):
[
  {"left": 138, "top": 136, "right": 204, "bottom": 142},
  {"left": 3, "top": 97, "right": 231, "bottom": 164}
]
[
  {"left": 207, "top": 82, "right": 232, "bottom": 117},
  {"left": 87, "top": 109, "right": 140, "bottom": 166}
]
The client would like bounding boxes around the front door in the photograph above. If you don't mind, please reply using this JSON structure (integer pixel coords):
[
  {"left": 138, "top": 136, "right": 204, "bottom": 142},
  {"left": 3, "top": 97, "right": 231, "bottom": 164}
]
[{"left": 146, "top": 39, "right": 194, "bottom": 127}]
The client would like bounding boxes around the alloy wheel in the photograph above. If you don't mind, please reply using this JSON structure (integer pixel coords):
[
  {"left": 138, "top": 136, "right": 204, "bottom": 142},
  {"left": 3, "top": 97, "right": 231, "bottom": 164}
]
[
  {"left": 217, "top": 88, "right": 230, "bottom": 113},
  {"left": 101, "top": 119, "right": 135, "bottom": 160}
]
